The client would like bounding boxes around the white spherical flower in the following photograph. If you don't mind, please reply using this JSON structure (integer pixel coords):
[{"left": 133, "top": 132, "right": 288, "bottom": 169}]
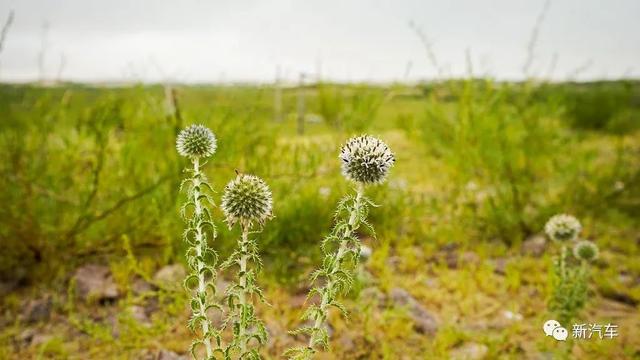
[
  {"left": 544, "top": 214, "right": 582, "bottom": 242},
  {"left": 176, "top": 124, "right": 217, "bottom": 158},
  {"left": 573, "top": 240, "right": 599, "bottom": 262},
  {"left": 339, "top": 135, "right": 395, "bottom": 184},
  {"left": 221, "top": 174, "right": 273, "bottom": 227}
]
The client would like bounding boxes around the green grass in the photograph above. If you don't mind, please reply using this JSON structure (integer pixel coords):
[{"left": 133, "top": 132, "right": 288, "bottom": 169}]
[{"left": 0, "top": 80, "right": 639, "bottom": 359}]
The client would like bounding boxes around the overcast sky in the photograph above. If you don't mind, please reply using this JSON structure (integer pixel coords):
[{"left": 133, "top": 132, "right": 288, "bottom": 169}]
[{"left": 0, "top": 0, "right": 638, "bottom": 83}]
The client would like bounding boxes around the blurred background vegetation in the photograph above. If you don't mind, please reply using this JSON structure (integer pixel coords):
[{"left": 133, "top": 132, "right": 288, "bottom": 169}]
[{"left": 0, "top": 79, "right": 639, "bottom": 359}]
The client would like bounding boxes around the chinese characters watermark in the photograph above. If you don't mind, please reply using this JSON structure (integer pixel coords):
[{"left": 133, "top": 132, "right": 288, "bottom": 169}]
[
  {"left": 572, "top": 323, "right": 618, "bottom": 339},
  {"left": 544, "top": 320, "right": 618, "bottom": 341}
]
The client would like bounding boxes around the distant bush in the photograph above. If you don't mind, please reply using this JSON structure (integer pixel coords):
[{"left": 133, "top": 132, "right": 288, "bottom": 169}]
[
  {"left": 316, "top": 83, "right": 384, "bottom": 132},
  {"left": 562, "top": 81, "right": 638, "bottom": 133},
  {"left": 405, "top": 80, "right": 566, "bottom": 243}
]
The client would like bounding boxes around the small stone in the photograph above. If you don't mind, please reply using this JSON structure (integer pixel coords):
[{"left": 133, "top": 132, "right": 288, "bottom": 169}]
[
  {"left": 138, "top": 349, "right": 188, "bottom": 360},
  {"left": 326, "top": 323, "right": 334, "bottom": 337},
  {"left": 157, "top": 349, "right": 188, "bottom": 360},
  {"left": 23, "top": 295, "right": 52, "bottom": 323},
  {"left": 617, "top": 272, "right": 640, "bottom": 287},
  {"left": 338, "top": 333, "right": 356, "bottom": 353},
  {"left": 18, "top": 328, "right": 36, "bottom": 346},
  {"left": 390, "top": 287, "right": 438, "bottom": 334},
  {"left": 445, "top": 252, "right": 458, "bottom": 269},
  {"left": 357, "top": 269, "right": 376, "bottom": 287},
  {"left": 17, "top": 328, "right": 52, "bottom": 348},
  {"left": 618, "top": 274, "right": 633, "bottom": 285},
  {"left": 501, "top": 310, "right": 523, "bottom": 322},
  {"left": 460, "top": 251, "right": 481, "bottom": 266},
  {"left": 128, "top": 305, "right": 150, "bottom": 325},
  {"left": 521, "top": 235, "right": 546, "bottom": 257},
  {"left": 440, "top": 242, "right": 460, "bottom": 252},
  {"left": 424, "top": 278, "right": 439, "bottom": 288},
  {"left": 493, "top": 258, "right": 508, "bottom": 275},
  {"left": 0, "top": 279, "right": 19, "bottom": 297},
  {"left": 73, "top": 264, "right": 119, "bottom": 303},
  {"left": 131, "top": 276, "right": 155, "bottom": 296},
  {"left": 209, "top": 308, "right": 225, "bottom": 328},
  {"left": 290, "top": 294, "right": 308, "bottom": 309},
  {"left": 31, "top": 334, "right": 52, "bottom": 347},
  {"left": 489, "top": 310, "right": 524, "bottom": 329},
  {"left": 386, "top": 255, "right": 401, "bottom": 268},
  {"left": 153, "top": 264, "right": 186, "bottom": 289},
  {"left": 360, "top": 286, "right": 386, "bottom": 305},
  {"left": 450, "top": 342, "right": 489, "bottom": 360},
  {"left": 266, "top": 320, "right": 294, "bottom": 349},
  {"left": 216, "top": 277, "right": 230, "bottom": 298},
  {"left": 107, "top": 314, "right": 120, "bottom": 339}
]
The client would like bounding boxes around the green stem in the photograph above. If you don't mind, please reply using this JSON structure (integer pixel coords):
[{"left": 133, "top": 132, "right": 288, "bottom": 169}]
[
  {"left": 192, "top": 157, "right": 213, "bottom": 358},
  {"left": 238, "top": 220, "right": 250, "bottom": 355},
  {"left": 307, "top": 184, "right": 364, "bottom": 350},
  {"left": 560, "top": 245, "right": 567, "bottom": 279}
]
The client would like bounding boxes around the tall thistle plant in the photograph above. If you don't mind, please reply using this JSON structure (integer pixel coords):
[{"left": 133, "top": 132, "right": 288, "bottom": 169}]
[
  {"left": 545, "top": 214, "right": 599, "bottom": 325},
  {"left": 177, "top": 125, "right": 223, "bottom": 359},
  {"left": 287, "top": 135, "right": 395, "bottom": 359},
  {"left": 220, "top": 173, "right": 273, "bottom": 359}
]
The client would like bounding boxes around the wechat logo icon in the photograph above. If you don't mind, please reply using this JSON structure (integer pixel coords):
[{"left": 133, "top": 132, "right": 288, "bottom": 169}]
[{"left": 543, "top": 319, "right": 568, "bottom": 341}]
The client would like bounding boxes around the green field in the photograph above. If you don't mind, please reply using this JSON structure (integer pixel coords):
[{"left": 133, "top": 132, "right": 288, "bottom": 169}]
[{"left": 0, "top": 79, "right": 639, "bottom": 359}]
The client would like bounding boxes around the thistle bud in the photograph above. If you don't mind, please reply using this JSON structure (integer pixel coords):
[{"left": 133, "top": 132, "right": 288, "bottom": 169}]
[
  {"left": 573, "top": 240, "right": 599, "bottom": 262},
  {"left": 339, "top": 135, "right": 395, "bottom": 184},
  {"left": 221, "top": 174, "right": 273, "bottom": 227},
  {"left": 544, "top": 214, "right": 582, "bottom": 242},
  {"left": 176, "top": 124, "right": 217, "bottom": 158}
]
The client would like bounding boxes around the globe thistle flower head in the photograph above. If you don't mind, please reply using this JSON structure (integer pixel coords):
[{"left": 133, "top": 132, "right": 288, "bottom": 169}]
[
  {"left": 544, "top": 214, "right": 582, "bottom": 242},
  {"left": 573, "top": 240, "right": 599, "bottom": 262},
  {"left": 176, "top": 124, "right": 217, "bottom": 158},
  {"left": 221, "top": 174, "right": 273, "bottom": 227},
  {"left": 339, "top": 135, "right": 395, "bottom": 184}
]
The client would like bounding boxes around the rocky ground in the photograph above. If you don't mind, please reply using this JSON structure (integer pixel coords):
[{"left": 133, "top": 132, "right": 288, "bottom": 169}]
[{"left": 1, "top": 233, "right": 638, "bottom": 359}]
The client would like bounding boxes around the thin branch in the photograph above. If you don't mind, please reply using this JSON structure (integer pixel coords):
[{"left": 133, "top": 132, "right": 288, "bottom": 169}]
[
  {"left": 65, "top": 173, "right": 174, "bottom": 240},
  {"left": 38, "top": 21, "right": 50, "bottom": 83},
  {"left": 522, "top": 0, "right": 551, "bottom": 77},
  {"left": 56, "top": 53, "right": 66, "bottom": 82},
  {"left": 408, "top": 20, "right": 442, "bottom": 78},
  {"left": 0, "top": 10, "right": 14, "bottom": 56}
]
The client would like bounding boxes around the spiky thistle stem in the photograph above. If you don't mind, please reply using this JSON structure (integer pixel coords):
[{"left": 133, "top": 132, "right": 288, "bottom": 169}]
[
  {"left": 220, "top": 174, "right": 272, "bottom": 359},
  {"left": 287, "top": 135, "right": 394, "bottom": 359},
  {"left": 239, "top": 221, "right": 251, "bottom": 355},
  {"left": 176, "top": 124, "right": 221, "bottom": 359},
  {"left": 308, "top": 185, "right": 363, "bottom": 347},
  {"left": 182, "top": 157, "right": 222, "bottom": 359},
  {"left": 193, "top": 158, "right": 213, "bottom": 357},
  {"left": 287, "top": 184, "right": 375, "bottom": 359},
  {"left": 559, "top": 244, "right": 567, "bottom": 280},
  {"left": 220, "top": 219, "right": 269, "bottom": 359}
]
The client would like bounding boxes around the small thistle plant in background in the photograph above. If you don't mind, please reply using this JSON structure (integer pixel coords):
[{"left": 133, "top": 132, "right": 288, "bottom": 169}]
[
  {"left": 286, "top": 135, "right": 395, "bottom": 359},
  {"left": 545, "top": 214, "right": 582, "bottom": 243},
  {"left": 573, "top": 240, "right": 599, "bottom": 262},
  {"left": 545, "top": 214, "right": 599, "bottom": 325},
  {"left": 177, "top": 125, "right": 223, "bottom": 359},
  {"left": 220, "top": 173, "right": 273, "bottom": 359}
]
